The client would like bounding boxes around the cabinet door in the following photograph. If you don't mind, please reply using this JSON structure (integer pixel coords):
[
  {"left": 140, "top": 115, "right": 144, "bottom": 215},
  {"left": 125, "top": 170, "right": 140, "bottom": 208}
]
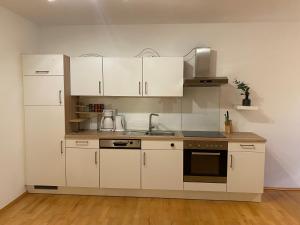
[
  {"left": 25, "top": 106, "right": 65, "bottom": 186},
  {"left": 143, "top": 57, "right": 183, "bottom": 97},
  {"left": 66, "top": 148, "right": 99, "bottom": 188},
  {"left": 23, "top": 55, "right": 64, "bottom": 76},
  {"left": 23, "top": 76, "right": 64, "bottom": 106},
  {"left": 100, "top": 149, "right": 140, "bottom": 189},
  {"left": 103, "top": 58, "right": 142, "bottom": 96},
  {"left": 142, "top": 150, "right": 183, "bottom": 190},
  {"left": 227, "top": 151, "right": 265, "bottom": 193},
  {"left": 70, "top": 57, "right": 103, "bottom": 96}
]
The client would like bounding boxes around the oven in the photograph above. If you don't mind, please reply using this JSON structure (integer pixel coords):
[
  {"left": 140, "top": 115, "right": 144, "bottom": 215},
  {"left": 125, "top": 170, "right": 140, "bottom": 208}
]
[{"left": 184, "top": 140, "right": 228, "bottom": 183}]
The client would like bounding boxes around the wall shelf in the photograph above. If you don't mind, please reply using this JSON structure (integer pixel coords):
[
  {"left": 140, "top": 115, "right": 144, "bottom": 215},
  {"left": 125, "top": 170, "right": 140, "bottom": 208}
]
[
  {"left": 236, "top": 106, "right": 258, "bottom": 111},
  {"left": 69, "top": 118, "right": 88, "bottom": 123},
  {"left": 75, "top": 112, "right": 102, "bottom": 115}
]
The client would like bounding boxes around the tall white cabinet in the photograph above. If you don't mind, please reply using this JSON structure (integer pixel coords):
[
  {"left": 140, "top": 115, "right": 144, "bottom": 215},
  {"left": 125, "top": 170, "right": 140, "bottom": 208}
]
[
  {"left": 23, "top": 54, "right": 69, "bottom": 186},
  {"left": 24, "top": 107, "right": 65, "bottom": 186},
  {"left": 23, "top": 76, "right": 64, "bottom": 105}
]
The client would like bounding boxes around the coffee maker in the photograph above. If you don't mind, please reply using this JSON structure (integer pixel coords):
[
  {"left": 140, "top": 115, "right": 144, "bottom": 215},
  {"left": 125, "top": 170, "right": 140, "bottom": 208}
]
[{"left": 100, "top": 109, "right": 116, "bottom": 131}]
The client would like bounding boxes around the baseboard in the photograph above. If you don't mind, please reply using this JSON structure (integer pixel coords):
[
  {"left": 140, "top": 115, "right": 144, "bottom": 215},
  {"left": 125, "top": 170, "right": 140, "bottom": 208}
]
[
  {"left": 0, "top": 192, "right": 27, "bottom": 213},
  {"left": 264, "top": 187, "right": 300, "bottom": 191},
  {"left": 26, "top": 186, "right": 262, "bottom": 202}
]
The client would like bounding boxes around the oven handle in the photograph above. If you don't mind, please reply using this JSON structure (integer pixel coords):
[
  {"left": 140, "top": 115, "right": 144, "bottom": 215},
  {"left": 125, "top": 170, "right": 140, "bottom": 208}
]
[{"left": 191, "top": 152, "right": 221, "bottom": 156}]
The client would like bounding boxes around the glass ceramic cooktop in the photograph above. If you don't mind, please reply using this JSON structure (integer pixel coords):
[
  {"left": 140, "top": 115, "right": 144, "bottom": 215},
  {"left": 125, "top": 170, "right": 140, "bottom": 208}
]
[{"left": 182, "top": 131, "right": 225, "bottom": 138}]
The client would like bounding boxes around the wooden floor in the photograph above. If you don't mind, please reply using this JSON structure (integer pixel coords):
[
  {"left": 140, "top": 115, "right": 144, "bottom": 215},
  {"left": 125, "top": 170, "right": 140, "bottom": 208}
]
[{"left": 1, "top": 190, "right": 300, "bottom": 225}]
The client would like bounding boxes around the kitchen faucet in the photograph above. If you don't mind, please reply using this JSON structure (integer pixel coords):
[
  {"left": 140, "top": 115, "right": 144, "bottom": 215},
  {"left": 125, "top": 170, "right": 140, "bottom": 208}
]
[{"left": 148, "top": 113, "right": 159, "bottom": 133}]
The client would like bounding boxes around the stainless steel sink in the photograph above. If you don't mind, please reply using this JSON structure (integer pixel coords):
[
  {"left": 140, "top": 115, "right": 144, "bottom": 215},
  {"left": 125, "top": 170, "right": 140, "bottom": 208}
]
[
  {"left": 145, "top": 131, "right": 176, "bottom": 136},
  {"left": 124, "top": 130, "right": 147, "bottom": 136},
  {"left": 123, "top": 130, "right": 176, "bottom": 136}
]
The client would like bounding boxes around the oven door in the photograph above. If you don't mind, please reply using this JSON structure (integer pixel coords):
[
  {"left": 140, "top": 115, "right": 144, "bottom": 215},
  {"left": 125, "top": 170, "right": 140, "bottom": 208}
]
[{"left": 184, "top": 150, "right": 227, "bottom": 183}]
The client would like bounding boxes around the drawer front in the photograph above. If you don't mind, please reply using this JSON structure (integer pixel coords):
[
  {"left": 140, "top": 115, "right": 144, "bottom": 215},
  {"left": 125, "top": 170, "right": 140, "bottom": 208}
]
[
  {"left": 142, "top": 140, "right": 183, "bottom": 150},
  {"left": 66, "top": 139, "right": 99, "bottom": 149},
  {"left": 229, "top": 142, "right": 265, "bottom": 153},
  {"left": 23, "top": 55, "right": 64, "bottom": 76}
]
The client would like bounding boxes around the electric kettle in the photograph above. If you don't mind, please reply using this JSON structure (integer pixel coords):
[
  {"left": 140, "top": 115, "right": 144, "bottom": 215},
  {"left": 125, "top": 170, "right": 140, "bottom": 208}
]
[
  {"left": 115, "top": 115, "right": 126, "bottom": 131},
  {"left": 100, "top": 109, "right": 116, "bottom": 131}
]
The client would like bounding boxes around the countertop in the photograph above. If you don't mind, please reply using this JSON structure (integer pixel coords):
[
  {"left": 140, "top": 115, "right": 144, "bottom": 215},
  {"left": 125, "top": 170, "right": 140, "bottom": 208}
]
[{"left": 65, "top": 131, "right": 266, "bottom": 143}]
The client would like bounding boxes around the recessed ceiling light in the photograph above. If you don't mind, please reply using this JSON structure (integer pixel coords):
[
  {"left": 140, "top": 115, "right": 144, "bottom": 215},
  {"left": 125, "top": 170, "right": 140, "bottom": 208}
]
[{"left": 48, "top": 0, "right": 56, "bottom": 2}]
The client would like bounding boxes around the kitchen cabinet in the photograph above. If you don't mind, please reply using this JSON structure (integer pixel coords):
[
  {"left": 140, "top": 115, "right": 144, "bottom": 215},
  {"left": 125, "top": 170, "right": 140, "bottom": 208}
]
[
  {"left": 23, "top": 76, "right": 64, "bottom": 106},
  {"left": 141, "top": 150, "right": 183, "bottom": 190},
  {"left": 143, "top": 57, "right": 183, "bottom": 97},
  {"left": 23, "top": 54, "right": 69, "bottom": 187},
  {"left": 23, "top": 55, "right": 64, "bottom": 76},
  {"left": 227, "top": 143, "right": 265, "bottom": 193},
  {"left": 24, "top": 106, "right": 65, "bottom": 186},
  {"left": 70, "top": 57, "right": 103, "bottom": 96},
  {"left": 66, "top": 148, "right": 99, "bottom": 188},
  {"left": 103, "top": 57, "right": 142, "bottom": 96},
  {"left": 100, "top": 149, "right": 141, "bottom": 189}
]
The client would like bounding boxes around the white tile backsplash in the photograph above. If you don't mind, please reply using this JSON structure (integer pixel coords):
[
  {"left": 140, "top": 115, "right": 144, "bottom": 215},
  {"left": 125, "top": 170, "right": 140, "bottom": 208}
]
[{"left": 81, "top": 87, "right": 220, "bottom": 131}]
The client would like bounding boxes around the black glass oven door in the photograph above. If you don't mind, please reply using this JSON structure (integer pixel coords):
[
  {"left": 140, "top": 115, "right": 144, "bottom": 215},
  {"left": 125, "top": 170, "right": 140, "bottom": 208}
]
[{"left": 184, "top": 150, "right": 227, "bottom": 179}]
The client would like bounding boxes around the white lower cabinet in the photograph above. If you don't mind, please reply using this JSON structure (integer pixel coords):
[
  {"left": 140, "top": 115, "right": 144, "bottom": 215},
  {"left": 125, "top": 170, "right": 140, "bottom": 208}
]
[
  {"left": 66, "top": 148, "right": 100, "bottom": 188},
  {"left": 227, "top": 143, "right": 265, "bottom": 193},
  {"left": 100, "top": 149, "right": 141, "bottom": 189},
  {"left": 25, "top": 106, "right": 65, "bottom": 186},
  {"left": 141, "top": 150, "right": 183, "bottom": 190}
]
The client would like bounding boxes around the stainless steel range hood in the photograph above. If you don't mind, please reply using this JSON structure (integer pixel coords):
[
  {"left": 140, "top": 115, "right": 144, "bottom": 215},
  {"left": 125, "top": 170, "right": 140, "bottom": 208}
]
[{"left": 184, "top": 47, "right": 228, "bottom": 87}]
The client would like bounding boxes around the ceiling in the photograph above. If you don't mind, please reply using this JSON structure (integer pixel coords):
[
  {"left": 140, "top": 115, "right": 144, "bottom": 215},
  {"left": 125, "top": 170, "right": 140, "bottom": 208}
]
[{"left": 1, "top": 0, "right": 300, "bottom": 25}]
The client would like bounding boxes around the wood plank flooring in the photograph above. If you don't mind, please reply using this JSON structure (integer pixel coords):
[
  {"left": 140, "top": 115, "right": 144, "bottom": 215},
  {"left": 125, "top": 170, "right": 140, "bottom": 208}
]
[{"left": 1, "top": 190, "right": 300, "bottom": 225}]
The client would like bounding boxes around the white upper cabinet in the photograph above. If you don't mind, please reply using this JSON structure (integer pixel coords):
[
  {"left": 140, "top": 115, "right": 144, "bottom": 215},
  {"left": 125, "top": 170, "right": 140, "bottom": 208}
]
[
  {"left": 23, "top": 55, "right": 64, "bottom": 76},
  {"left": 143, "top": 57, "right": 183, "bottom": 97},
  {"left": 103, "top": 57, "right": 143, "bottom": 96},
  {"left": 25, "top": 106, "right": 65, "bottom": 186},
  {"left": 70, "top": 57, "right": 103, "bottom": 96},
  {"left": 227, "top": 143, "right": 265, "bottom": 194},
  {"left": 23, "top": 76, "right": 64, "bottom": 106}
]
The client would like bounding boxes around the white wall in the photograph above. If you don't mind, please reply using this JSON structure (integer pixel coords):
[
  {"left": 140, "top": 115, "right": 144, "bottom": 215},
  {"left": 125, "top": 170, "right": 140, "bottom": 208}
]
[
  {"left": 38, "top": 23, "right": 300, "bottom": 188},
  {"left": 0, "top": 6, "right": 38, "bottom": 209}
]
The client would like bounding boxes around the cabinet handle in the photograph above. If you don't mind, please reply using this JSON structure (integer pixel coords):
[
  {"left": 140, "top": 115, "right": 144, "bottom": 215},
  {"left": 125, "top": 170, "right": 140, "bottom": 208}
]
[
  {"left": 59, "top": 90, "right": 62, "bottom": 105},
  {"left": 139, "top": 82, "right": 141, "bottom": 95},
  {"left": 143, "top": 152, "right": 146, "bottom": 166},
  {"left": 95, "top": 151, "right": 98, "bottom": 165},
  {"left": 192, "top": 152, "right": 220, "bottom": 156},
  {"left": 99, "top": 81, "right": 102, "bottom": 94},
  {"left": 240, "top": 144, "right": 255, "bottom": 149},
  {"left": 75, "top": 140, "right": 89, "bottom": 146},
  {"left": 145, "top": 82, "right": 148, "bottom": 95},
  {"left": 230, "top": 154, "right": 233, "bottom": 169},
  {"left": 60, "top": 140, "right": 63, "bottom": 155},
  {"left": 35, "top": 70, "right": 49, "bottom": 74}
]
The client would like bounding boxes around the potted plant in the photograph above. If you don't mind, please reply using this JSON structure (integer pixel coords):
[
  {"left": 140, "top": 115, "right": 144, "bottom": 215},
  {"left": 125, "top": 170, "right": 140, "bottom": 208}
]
[{"left": 234, "top": 79, "right": 251, "bottom": 106}]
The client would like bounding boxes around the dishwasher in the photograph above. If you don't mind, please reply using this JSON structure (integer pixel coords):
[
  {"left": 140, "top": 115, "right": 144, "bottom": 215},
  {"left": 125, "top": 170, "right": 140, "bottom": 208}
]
[{"left": 99, "top": 139, "right": 141, "bottom": 189}]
